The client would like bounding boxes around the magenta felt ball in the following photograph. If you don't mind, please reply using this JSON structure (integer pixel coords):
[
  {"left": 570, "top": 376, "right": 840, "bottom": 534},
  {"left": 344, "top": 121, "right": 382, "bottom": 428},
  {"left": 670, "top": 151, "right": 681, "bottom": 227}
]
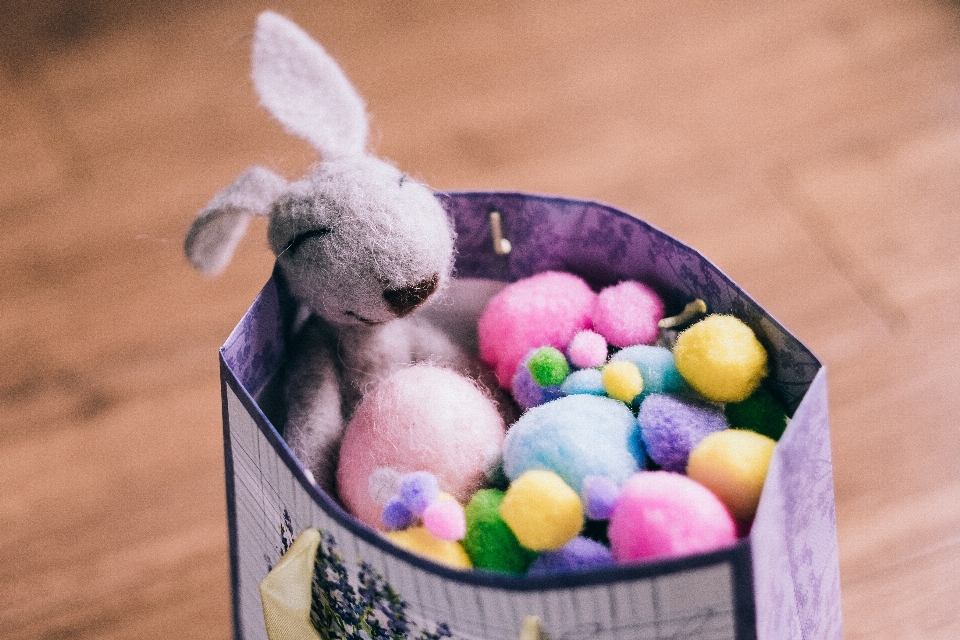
[
  {"left": 337, "top": 365, "right": 506, "bottom": 529},
  {"left": 608, "top": 471, "right": 737, "bottom": 563},
  {"left": 591, "top": 281, "right": 665, "bottom": 348},
  {"left": 477, "top": 271, "right": 597, "bottom": 388}
]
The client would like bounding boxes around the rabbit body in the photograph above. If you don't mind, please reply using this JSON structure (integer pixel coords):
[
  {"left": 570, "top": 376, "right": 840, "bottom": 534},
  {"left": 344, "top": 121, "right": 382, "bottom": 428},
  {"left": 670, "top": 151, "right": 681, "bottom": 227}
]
[{"left": 185, "top": 12, "right": 476, "bottom": 490}]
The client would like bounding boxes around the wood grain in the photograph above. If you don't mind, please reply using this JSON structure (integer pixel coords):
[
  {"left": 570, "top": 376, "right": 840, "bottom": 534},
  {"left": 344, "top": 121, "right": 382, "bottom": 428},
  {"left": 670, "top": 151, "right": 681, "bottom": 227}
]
[{"left": 3, "top": 0, "right": 959, "bottom": 637}]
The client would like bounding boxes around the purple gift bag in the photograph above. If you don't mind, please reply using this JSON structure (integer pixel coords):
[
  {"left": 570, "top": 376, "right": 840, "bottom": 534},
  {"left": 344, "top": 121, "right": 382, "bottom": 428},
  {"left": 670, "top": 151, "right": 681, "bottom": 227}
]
[{"left": 219, "top": 192, "right": 842, "bottom": 640}]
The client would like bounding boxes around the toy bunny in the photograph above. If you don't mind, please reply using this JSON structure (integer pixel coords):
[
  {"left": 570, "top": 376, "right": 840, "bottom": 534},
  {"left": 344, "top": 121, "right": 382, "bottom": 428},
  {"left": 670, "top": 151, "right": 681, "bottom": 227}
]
[{"left": 185, "top": 12, "right": 478, "bottom": 490}]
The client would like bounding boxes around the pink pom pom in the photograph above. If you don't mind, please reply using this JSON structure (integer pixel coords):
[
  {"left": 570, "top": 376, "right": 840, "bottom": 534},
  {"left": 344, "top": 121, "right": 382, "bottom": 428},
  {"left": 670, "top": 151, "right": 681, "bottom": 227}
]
[
  {"left": 608, "top": 471, "right": 736, "bottom": 563},
  {"left": 337, "top": 365, "right": 506, "bottom": 529},
  {"left": 477, "top": 271, "right": 596, "bottom": 388},
  {"left": 423, "top": 495, "right": 467, "bottom": 541},
  {"left": 591, "top": 281, "right": 664, "bottom": 348},
  {"left": 566, "top": 330, "right": 608, "bottom": 369}
]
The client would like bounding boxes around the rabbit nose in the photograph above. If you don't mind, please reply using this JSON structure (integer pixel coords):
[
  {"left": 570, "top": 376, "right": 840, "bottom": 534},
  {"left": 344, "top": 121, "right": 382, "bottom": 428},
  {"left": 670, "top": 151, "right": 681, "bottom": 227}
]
[{"left": 383, "top": 274, "right": 439, "bottom": 317}]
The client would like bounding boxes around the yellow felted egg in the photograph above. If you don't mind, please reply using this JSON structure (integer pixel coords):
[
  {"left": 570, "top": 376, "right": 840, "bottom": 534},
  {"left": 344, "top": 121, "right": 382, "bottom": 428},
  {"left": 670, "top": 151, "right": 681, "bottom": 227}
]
[
  {"left": 384, "top": 527, "right": 472, "bottom": 570},
  {"left": 686, "top": 429, "right": 776, "bottom": 521},
  {"left": 673, "top": 315, "right": 768, "bottom": 403},
  {"left": 499, "top": 469, "right": 584, "bottom": 551},
  {"left": 601, "top": 360, "right": 644, "bottom": 404}
]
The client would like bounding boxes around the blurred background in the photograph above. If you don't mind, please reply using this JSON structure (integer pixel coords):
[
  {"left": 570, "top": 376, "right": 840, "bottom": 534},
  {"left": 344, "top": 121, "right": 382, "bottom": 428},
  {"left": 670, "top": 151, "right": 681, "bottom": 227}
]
[{"left": 2, "top": 0, "right": 960, "bottom": 637}]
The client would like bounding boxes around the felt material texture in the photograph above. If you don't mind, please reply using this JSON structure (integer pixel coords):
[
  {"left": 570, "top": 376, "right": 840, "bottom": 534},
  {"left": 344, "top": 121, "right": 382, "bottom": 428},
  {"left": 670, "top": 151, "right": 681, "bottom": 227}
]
[
  {"left": 186, "top": 12, "right": 475, "bottom": 497},
  {"left": 527, "top": 347, "right": 569, "bottom": 386},
  {"left": 609, "top": 344, "right": 685, "bottom": 404},
  {"left": 503, "top": 394, "right": 645, "bottom": 494},
  {"left": 725, "top": 387, "right": 789, "bottom": 441},
  {"left": 423, "top": 494, "right": 467, "bottom": 541},
  {"left": 608, "top": 471, "right": 737, "bottom": 563},
  {"left": 686, "top": 428, "right": 777, "bottom": 521},
  {"left": 566, "top": 330, "right": 608, "bottom": 369},
  {"left": 581, "top": 475, "right": 621, "bottom": 520},
  {"left": 673, "top": 314, "right": 769, "bottom": 402},
  {"left": 252, "top": 11, "right": 368, "bottom": 160},
  {"left": 462, "top": 489, "right": 536, "bottom": 574},
  {"left": 478, "top": 271, "right": 597, "bottom": 387},
  {"left": 336, "top": 365, "right": 505, "bottom": 529},
  {"left": 560, "top": 368, "right": 606, "bottom": 396},
  {"left": 590, "top": 280, "right": 665, "bottom": 347},
  {"left": 499, "top": 469, "right": 584, "bottom": 552},
  {"left": 637, "top": 393, "right": 729, "bottom": 473},
  {"left": 601, "top": 361, "right": 644, "bottom": 404}
]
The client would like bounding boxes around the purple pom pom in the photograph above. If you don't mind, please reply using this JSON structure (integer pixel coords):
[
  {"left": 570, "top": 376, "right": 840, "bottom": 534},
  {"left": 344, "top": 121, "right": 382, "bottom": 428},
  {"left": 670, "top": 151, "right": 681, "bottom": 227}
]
[
  {"left": 512, "top": 360, "right": 545, "bottom": 409},
  {"left": 637, "top": 394, "right": 728, "bottom": 472},
  {"left": 398, "top": 471, "right": 440, "bottom": 515},
  {"left": 582, "top": 475, "right": 620, "bottom": 520},
  {"left": 382, "top": 498, "right": 415, "bottom": 531},
  {"left": 527, "top": 536, "right": 614, "bottom": 576}
]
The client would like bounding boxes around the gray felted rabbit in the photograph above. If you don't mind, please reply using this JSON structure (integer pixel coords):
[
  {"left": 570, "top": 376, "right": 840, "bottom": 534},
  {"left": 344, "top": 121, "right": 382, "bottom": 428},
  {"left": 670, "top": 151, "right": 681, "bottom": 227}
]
[{"left": 185, "top": 12, "right": 478, "bottom": 490}]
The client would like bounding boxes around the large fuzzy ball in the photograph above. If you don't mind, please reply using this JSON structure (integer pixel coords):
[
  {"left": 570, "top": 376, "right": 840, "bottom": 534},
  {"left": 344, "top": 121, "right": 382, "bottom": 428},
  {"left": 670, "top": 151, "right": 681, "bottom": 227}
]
[
  {"left": 477, "top": 271, "right": 597, "bottom": 388},
  {"left": 337, "top": 365, "right": 506, "bottom": 529},
  {"left": 503, "top": 394, "right": 645, "bottom": 494},
  {"left": 673, "top": 315, "right": 768, "bottom": 403},
  {"left": 637, "top": 394, "right": 728, "bottom": 473},
  {"left": 591, "top": 281, "right": 664, "bottom": 348},
  {"left": 608, "top": 471, "right": 737, "bottom": 563}
]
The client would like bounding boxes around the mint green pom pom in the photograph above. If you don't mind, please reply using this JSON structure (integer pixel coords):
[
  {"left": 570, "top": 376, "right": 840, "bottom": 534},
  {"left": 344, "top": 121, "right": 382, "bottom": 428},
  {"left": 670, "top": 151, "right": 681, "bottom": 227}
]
[{"left": 527, "top": 347, "right": 570, "bottom": 386}]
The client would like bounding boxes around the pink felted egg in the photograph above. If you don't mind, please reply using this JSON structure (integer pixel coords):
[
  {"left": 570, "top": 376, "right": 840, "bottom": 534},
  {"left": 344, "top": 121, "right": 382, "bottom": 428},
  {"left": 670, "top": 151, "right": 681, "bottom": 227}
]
[
  {"left": 477, "top": 271, "right": 597, "bottom": 388},
  {"left": 591, "top": 281, "right": 665, "bottom": 348},
  {"left": 608, "top": 471, "right": 737, "bottom": 563},
  {"left": 336, "top": 365, "right": 506, "bottom": 529}
]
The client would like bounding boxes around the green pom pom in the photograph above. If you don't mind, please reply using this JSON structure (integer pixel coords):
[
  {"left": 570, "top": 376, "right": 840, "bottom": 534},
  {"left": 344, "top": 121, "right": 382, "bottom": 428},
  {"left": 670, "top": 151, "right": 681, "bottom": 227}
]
[
  {"left": 527, "top": 347, "right": 569, "bottom": 386},
  {"left": 725, "top": 387, "right": 788, "bottom": 441},
  {"left": 462, "top": 490, "right": 537, "bottom": 573}
]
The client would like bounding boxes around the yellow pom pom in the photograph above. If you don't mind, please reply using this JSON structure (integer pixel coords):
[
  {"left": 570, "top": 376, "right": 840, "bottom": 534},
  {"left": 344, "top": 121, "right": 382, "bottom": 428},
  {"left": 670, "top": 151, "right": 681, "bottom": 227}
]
[
  {"left": 673, "top": 315, "right": 768, "bottom": 402},
  {"left": 601, "top": 361, "right": 644, "bottom": 403},
  {"left": 687, "top": 429, "right": 776, "bottom": 521},
  {"left": 384, "top": 527, "right": 472, "bottom": 569},
  {"left": 499, "top": 469, "right": 584, "bottom": 551}
]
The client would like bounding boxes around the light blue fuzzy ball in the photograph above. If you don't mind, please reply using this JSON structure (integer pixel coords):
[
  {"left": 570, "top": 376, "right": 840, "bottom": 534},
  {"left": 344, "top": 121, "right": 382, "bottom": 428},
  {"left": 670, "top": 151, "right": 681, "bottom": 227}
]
[
  {"left": 503, "top": 395, "right": 646, "bottom": 494},
  {"left": 610, "top": 345, "right": 685, "bottom": 404},
  {"left": 560, "top": 368, "right": 606, "bottom": 396}
]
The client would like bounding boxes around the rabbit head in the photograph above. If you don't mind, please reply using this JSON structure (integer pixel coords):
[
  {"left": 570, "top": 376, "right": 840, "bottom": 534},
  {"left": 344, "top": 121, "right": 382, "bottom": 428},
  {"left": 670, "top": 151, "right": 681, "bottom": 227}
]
[{"left": 185, "top": 12, "right": 455, "bottom": 326}]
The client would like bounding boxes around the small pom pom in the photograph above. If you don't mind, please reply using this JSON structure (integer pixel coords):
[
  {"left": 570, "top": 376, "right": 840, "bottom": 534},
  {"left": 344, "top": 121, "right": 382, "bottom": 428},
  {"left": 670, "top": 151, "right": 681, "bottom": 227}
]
[
  {"left": 673, "top": 315, "right": 768, "bottom": 403},
  {"left": 601, "top": 361, "right": 644, "bottom": 404},
  {"left": 610, "top": 345, "right": 685, "bottom": 403},
  {"left": 398, "top": 471, "right": 441, "bottom": 516},
  {"left": 566, "top": 330, "right": 608, "bottom": 369},
  {"left": 462, "top": 489, "right": 536, "bottom": 573},
  {"left": 560, "top": 368, "right": 606, "bottom": 396},
  {"left": 687, "top": 429, "right": 776, "bottom": 521},
  {"left": 724, "top": 387, "right": 789, "bottom": 441},
  {"left": 382, "top": 498, "right": 415, "bottom": 531},
  {"left": 500, "top": 469, "right": 584, "bottom": 551},
  {"left": 608, "top": 471, "right": 737, "bottom": 563},
  {"left": 582, "top": 475, "right": 620, "bottom": 520},
  {"left": 527, "top": 346, "right": 570, "bottom": 386},
  {"left": 637, "top": 394, "right": 728, "bottom": 473},
  {"left": 503, "top": 394, "right": 645, "bottom": 493},
  {"left": 384, "top": 527, "right": 473, "bottom": 570},
  {"left": 423, "top": 493, "right": 467, "bottom": 541},
  {"left": 512, "top": 361, "right": 546, "bottom": 409},
  {"left": 526, "top": 536, "right": 614, "bottom": 576},
  {"left": 591, "top": 281, "right": 665, "bottom": 347}
]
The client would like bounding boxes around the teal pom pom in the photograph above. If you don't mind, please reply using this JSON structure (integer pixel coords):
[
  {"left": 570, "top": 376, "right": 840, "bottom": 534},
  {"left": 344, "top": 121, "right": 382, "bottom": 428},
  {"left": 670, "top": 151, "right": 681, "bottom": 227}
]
[
  {"left": 561, "top": 368, "right": 606, "bottom": 396},
  {"left": 527, "top": 346, "right": 570, "bottom": 386},
  {"left": 610, "top": 345, "right": 685, "bottom": 404}
]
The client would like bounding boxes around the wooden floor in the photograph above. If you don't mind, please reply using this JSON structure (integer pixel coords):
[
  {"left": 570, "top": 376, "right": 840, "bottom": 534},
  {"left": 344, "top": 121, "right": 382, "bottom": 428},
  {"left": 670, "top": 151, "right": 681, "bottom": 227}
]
[{"left": 3, "top": 0, "right": 960, "bottom": 637}]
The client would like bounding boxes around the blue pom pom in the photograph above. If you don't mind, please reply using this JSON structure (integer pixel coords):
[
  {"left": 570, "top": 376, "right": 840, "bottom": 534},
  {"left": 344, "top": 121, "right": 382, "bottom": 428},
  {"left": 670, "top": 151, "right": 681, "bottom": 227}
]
[
  {"left": 637, "top": 394, "right": 728, "bottom": 472},
  {"left": 582, "top": 475, "right": 620, "bottom": 520},
  {"left": 382, "top": 498, "right": 415, "bottom": 531},
  {"left": 560, "top": 368, "right": 606, "bottom": 396},
  {"left": 527, "top": 536, "right": 614, "bottom": 576},
  {"left": 503, "top": 395, "right": 645, "bottom": 493},
  {"left": 610, "top": 345, "right": 685, "bottom": 404},
  {"left": 398, "top": 471, "right": 440, "bottom": 515}
]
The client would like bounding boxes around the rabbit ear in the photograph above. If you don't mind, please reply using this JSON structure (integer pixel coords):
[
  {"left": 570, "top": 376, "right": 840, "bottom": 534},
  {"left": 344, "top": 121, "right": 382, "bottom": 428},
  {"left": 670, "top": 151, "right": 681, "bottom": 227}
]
[
  {"left": 185, "top": 166, "right": 287, "bottom": 276},
  {"left": 252, "top": 11, "right": 369, "bottom": 160}
]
